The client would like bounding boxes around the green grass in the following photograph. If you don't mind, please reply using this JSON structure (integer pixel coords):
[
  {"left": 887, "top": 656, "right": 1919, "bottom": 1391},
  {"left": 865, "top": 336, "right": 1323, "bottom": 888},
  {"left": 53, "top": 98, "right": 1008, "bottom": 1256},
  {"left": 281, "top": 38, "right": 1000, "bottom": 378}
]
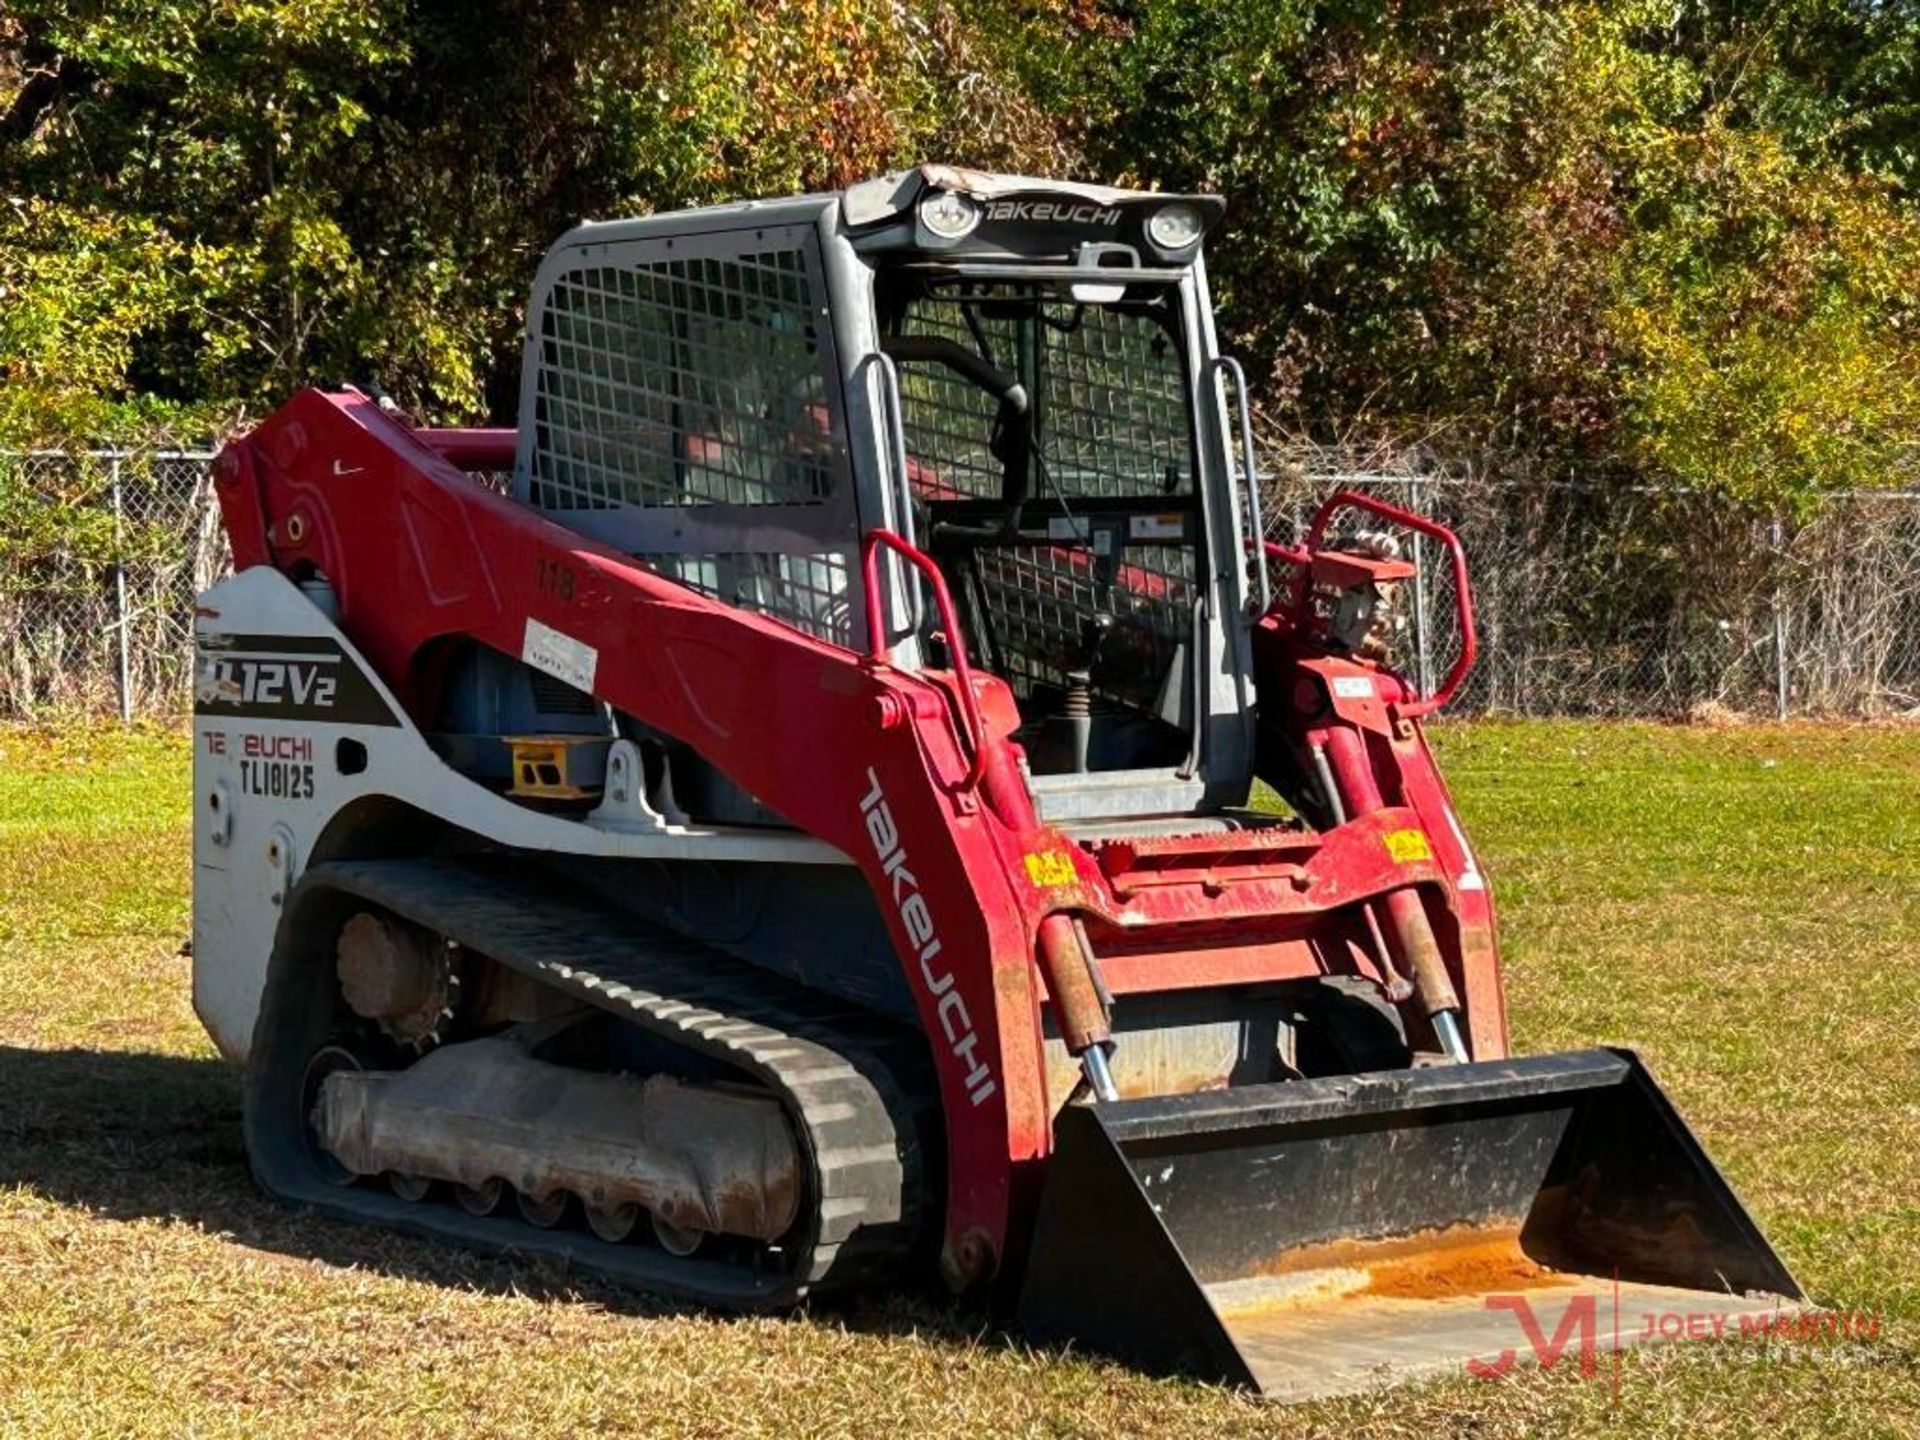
[{"left": 0, "top": 720, "right": 1915, "bottom": 1437}]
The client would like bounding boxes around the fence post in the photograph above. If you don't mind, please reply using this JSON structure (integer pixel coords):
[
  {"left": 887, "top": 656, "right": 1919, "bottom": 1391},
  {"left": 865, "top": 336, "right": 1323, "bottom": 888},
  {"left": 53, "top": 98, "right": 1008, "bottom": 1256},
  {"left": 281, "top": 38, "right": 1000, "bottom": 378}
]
[
  {"left": 111, "top": 454, "right": 133, "bottom": 724},
  {"left": 1408, "top": 475, "right": 1435, "bottom": 698},
  {"left": 1770, "top": 515, "right": 1788, "bottom": 721}
]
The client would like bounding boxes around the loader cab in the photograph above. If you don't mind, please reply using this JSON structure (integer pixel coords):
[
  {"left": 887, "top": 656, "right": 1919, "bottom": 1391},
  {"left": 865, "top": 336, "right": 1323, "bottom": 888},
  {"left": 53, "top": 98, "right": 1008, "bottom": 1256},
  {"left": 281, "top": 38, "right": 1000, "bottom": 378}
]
[{"left": 514, "top": 167, "right": 1261, "bottom": 826}]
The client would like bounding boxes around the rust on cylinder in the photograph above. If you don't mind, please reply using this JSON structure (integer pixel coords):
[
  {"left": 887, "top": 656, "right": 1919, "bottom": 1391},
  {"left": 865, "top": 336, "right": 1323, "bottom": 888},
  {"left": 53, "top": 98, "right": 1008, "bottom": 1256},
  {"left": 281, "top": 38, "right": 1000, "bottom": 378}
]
[
  {"left": 1382, "top": 887, "right": 1459, "bottom": 1016},
  {"left": 1036, "top": 913, "right": 1109, "bottom": 1054},
  {"left": 314, "top": 1035, "right": 802, "bottom": 1242}
]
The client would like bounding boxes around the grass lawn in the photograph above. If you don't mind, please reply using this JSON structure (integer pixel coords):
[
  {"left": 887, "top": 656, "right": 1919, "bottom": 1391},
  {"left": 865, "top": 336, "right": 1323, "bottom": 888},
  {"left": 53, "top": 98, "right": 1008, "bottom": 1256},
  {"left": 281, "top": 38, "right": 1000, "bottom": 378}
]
[{"left": 0, "top": 720, "right": 1914, "bottom": 1437}]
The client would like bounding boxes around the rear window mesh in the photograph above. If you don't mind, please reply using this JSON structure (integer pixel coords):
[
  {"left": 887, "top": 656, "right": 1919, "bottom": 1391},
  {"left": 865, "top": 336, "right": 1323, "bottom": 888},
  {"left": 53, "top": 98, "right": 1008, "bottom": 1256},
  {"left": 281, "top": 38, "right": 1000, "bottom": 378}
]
[
  {"left": 530, "top": 250, "right": 840, "bottom": 510},
  {"left": 640, "top": 551, "right": 854, "bottom": 647}
]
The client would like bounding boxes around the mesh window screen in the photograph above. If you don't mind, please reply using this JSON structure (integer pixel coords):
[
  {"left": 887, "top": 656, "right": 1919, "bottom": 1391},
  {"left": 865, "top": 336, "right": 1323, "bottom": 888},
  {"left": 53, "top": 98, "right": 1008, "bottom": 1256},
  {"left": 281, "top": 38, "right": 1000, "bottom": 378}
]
[
  {"left": 641, "top": 551, "right": 854, "bottom": 646},
  {"left": 894, "top": 291, "right": 1192, "bottom": 501},
  {"left": 967, "top": 544, "right": 1197, "bottom": 710},
  {"left": 891, "top": 286, "right": 1200, "bottom": 713},
  {"left": 531, "top": 249, "right": 839, "bottom": 509}
]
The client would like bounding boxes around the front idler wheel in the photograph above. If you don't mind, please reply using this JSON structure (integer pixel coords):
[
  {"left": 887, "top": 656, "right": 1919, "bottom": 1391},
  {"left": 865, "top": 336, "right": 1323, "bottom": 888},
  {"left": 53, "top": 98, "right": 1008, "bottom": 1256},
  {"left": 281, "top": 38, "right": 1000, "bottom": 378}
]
[{"left": 300, "top": 1043, "right": 366, "bottom": 1188}]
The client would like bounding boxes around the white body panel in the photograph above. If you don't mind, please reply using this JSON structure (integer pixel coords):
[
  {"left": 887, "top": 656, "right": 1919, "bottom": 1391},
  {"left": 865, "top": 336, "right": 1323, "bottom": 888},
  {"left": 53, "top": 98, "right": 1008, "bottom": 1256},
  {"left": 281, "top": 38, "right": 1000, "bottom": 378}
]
[{"left": 191, "top": 567, "right": 849, "bottom": 1064}]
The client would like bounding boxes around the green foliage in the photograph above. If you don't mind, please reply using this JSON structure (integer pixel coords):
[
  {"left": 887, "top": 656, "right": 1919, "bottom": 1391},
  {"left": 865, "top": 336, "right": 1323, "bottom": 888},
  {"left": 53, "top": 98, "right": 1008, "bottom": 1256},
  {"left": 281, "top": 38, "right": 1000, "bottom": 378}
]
[
  {"left": 2, "top": 0, "right": 1916, "bottom": 505},
  {"left": 0, "top": 459, "right": 122, "bottom": 585},
  {"left": 0, "top": 199, "right": 201, "bottom": 442},
  {"left": 3, "top": 0, "right": 413, "bottom": 440},
  {"left": 1609, "top": 121, "right": 1920, "bottom": 511},
  {"left": 1028, "top": 0, "right": 1920, "bottom": 504}
]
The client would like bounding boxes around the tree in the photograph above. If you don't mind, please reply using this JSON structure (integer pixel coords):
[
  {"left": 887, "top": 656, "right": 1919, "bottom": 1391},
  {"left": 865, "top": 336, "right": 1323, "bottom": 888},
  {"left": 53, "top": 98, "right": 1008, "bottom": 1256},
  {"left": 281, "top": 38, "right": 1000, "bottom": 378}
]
[{"left": 3, "top": 0, "right": 1916, "bottom": 507}]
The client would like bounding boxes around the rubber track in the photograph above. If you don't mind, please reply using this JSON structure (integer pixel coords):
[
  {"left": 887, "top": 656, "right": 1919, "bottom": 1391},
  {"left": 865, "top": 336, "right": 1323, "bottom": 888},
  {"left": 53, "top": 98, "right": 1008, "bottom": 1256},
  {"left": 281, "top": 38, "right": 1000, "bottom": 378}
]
[{"left": 291, "top": 857, "right": 925, "bottom": 1303}]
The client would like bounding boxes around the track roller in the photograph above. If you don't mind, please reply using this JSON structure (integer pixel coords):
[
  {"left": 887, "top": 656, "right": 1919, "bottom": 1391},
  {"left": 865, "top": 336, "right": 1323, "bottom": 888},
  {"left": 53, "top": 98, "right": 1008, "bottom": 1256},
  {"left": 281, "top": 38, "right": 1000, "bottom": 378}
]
[
  {"left": 516, "top": 1189, "right": 571, "bottom": 1229},
  {"left": 586, "top": 1202, "right": 642, "bottom": 1244},
  {"left": 388, "top": 1172, "right": 433, "bottom": 1203},
  {"left": 453, "top": 1179, "right": 505, "bottom": 1216},
  {"left": 653, "top": 1216, "right": 704, "bottom": 1257}
]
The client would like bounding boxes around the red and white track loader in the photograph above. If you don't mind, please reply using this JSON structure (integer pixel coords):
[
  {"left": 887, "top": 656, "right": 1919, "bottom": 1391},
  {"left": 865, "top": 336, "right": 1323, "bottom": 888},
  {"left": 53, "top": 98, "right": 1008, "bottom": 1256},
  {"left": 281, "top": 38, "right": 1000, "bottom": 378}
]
[{"left": 191, "top": 167, "right": 1798, "bottom": 1398}]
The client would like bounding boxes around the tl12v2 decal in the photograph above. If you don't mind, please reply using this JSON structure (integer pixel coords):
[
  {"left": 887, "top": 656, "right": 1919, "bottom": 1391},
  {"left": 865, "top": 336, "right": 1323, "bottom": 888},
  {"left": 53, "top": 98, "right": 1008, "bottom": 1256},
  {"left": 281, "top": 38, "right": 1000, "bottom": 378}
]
[{"left": 194, "top": 633, "right": 400, "bottom": 726}]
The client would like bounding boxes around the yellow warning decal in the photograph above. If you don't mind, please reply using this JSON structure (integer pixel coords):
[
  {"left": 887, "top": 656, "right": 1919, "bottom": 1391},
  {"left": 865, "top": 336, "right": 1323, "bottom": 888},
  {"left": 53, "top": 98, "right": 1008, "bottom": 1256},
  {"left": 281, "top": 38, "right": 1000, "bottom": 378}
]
[
  {"left": 1024, "top": 851, "right": 1078, "bottom": 888},
  {"left": 1383, "top": 828, "right": 1433, "bottom": 864}
]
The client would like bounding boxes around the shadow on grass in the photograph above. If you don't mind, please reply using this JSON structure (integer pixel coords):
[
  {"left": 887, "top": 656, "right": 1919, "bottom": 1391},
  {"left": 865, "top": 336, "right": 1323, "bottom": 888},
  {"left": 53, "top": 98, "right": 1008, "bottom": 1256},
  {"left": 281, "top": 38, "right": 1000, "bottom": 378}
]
[{"left": 0, "top": 1044, "right": 991, "bottom": 1347}]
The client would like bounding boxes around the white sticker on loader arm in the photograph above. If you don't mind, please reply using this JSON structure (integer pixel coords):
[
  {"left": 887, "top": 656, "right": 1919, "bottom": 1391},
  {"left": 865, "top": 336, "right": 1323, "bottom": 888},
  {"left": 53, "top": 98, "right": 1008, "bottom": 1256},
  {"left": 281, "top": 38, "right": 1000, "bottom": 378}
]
[{"left": 523, "top": 617, "right": 598, "bottom": 693}]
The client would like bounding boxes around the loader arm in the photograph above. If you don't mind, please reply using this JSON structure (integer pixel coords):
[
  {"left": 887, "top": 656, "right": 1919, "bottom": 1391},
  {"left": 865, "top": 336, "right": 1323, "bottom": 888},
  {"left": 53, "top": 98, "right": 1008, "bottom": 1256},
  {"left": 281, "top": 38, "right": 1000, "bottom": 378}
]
[
  {"left": 214, "top": 386, "right": 1506, "bottom": 1283},
  {"left": 217, "top": 387, "right": 1063, "bottom": 1280}
]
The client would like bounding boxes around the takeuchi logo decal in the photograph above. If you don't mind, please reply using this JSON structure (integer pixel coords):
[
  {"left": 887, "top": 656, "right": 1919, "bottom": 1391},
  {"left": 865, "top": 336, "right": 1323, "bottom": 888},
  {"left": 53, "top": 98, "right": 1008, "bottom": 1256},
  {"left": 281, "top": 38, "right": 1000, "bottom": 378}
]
[
  {"left": 859, "top": 767, "right": 997, "bottom": 1107},
  {"left": 982, "top": 200, "right": 1122, "bottom": 228}
]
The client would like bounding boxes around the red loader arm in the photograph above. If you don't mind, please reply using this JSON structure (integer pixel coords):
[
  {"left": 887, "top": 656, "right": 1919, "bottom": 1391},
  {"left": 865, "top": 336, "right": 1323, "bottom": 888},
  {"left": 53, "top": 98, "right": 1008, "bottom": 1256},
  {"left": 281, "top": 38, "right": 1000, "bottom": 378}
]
[{"left": 214, "top": 387, "right": 1506, "bottom": 1288}]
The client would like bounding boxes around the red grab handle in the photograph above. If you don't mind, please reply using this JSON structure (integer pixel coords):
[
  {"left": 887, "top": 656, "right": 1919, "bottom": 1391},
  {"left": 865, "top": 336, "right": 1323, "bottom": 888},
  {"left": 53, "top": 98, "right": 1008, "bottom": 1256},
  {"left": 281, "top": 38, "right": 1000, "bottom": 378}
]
[
  {"left": 1303, "top": 490, "right": 1478, "bottom": 718},
  {"left": 860, "top": 527, "right": 987, "bottom": 786}
]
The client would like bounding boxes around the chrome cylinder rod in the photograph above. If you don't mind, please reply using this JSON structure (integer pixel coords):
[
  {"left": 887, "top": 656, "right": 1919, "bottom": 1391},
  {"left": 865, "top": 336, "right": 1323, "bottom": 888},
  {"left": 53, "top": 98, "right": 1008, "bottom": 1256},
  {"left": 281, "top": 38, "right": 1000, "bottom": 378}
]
[
  {"left": 1432, "top": 1008, "right": 1471, "bottom": 1064},
  {"left": 1081, "top": 1043, "right": 1120, "bottom": 1103}
]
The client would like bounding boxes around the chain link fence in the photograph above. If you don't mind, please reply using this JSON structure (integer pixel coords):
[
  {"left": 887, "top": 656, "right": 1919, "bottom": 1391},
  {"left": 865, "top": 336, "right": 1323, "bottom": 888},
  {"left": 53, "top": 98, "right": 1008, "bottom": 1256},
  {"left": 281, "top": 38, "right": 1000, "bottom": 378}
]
[
  {"left": 1266, "top": 447, "right": 1920, "bottom": 719},
  {"left": 0, "top": 450, "right": 226, "bottom": 719},
  {"left": 3, "top": 445, "right": 1918, "bottom": 721}
]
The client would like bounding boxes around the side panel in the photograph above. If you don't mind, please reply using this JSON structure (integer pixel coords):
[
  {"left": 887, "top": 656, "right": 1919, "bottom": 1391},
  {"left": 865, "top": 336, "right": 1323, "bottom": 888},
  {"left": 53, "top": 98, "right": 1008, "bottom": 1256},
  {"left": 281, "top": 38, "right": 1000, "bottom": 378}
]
[
  {"left": 190, "top": 567, "right": 853, "bottom": 1061},
  {"left": 192, "top": 608, "right": 402, "bottom": 1060}
]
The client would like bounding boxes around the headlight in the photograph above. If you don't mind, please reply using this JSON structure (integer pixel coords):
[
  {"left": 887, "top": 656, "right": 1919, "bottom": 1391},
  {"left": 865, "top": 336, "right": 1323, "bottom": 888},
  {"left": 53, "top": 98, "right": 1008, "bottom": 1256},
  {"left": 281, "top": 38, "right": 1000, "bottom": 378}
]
[
  {"left": 919, "top": 190, "right": 982, "bottom": 241},
  {"left": 1147, "top": 202, "right": 1206, "bottom": 251}
]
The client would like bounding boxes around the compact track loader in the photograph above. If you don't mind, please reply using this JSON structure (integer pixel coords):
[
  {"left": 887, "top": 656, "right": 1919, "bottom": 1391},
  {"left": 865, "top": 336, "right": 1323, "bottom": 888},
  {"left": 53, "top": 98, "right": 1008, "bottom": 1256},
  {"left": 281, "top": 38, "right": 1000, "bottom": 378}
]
[{"left": 192, "top": 166, "right": 1798, "bottom": 1398}]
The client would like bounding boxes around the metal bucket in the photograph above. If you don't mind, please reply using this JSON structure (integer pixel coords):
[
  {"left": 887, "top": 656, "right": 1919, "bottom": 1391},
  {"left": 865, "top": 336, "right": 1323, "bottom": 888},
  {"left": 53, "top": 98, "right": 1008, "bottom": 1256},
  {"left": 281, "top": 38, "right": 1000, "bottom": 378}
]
[{"left": 1016, "top": 1049, "right": 1800, "bottom": 1399}]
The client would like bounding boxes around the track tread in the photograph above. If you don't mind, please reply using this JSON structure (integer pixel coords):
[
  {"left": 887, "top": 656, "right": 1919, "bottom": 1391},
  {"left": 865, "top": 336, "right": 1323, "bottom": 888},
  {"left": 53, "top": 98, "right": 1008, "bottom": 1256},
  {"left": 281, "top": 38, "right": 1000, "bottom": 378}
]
[{"left": 293, "top": 856, "right": 927, "bottom": 1301}]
